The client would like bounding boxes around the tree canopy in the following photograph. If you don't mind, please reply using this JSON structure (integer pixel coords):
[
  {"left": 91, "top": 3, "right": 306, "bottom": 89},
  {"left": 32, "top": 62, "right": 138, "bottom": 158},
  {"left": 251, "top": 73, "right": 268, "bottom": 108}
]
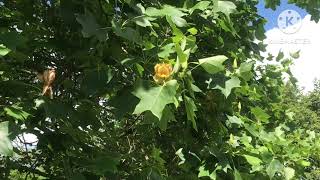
[{"left": 0, "top": 0, "right": 320, "bottom": 179}]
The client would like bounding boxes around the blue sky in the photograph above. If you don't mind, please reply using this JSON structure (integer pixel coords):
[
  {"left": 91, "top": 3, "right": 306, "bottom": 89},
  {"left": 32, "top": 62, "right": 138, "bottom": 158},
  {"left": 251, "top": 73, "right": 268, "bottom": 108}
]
[{"left": 257, "top": 0, "right": 308, "bottom": 30}]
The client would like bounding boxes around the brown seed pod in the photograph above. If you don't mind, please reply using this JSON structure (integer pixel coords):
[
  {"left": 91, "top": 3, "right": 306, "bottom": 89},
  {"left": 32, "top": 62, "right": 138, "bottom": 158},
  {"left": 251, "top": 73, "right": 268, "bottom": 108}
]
[{"left": 38, "top": 69, "right": 56, "bottom": 99}]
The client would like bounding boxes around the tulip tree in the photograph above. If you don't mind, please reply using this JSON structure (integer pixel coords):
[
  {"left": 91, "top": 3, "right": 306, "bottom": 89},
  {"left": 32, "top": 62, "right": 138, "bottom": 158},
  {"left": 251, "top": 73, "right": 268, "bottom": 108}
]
[{"left": 0, "top": 0, "right": 320, "bottom": 179}]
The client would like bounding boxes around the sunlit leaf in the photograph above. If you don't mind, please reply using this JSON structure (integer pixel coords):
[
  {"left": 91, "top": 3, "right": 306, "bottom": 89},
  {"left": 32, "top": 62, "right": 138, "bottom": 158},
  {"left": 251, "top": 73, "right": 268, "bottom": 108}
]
[
  {"left": 0, "top": 121, "right": 13, "bottom": 156},
  {"left": 133, "top": 80, "right": 178, "bottom": 120},
  {"left": 199, "top": 55, "right": 228, "bottom": 74},
  {"left": 214, "top": 76, "right": 241, "bottom": 98},
  {"left": 266, "top": 159, "right": 283, "bottom": 179}
]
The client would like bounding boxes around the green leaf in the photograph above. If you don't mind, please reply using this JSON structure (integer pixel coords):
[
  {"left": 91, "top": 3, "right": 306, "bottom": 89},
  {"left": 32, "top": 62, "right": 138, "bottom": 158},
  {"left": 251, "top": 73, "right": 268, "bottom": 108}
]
[
  {"left": 175, "top": 43, "right": 190, "bottom": 69},
  {"left": 171, "top": 16, "right": 188, "bottom": 27},
  {"left": 112, "top": 20, "right": 142, "bottom": 44},
  {"left": 189, "top": 1, "right": 211, "bottom": 14},
  {"left": 158, "top": 43, "right": 175, "bottom": 58},
  {"left": 297, "top": 160, "right": 311, "bottom": 167},
  {"left": 243, "top": 155, "right": 262, "bottom": 166},
  {"left": 198, "top": 165, "right": 217, "bottom": 179},
  {"left": 0, "top": 31, "right": 26, "bottom": 50},
  {"left": 144, "top": 106, "right": 175, "bottom": 131},
  {"left": 237, "top": 62, "right": 254, "bottom": 81},
  {"left": 213, "top": 1, "right": 237, "bottom": 18},
  {"left": 199, "top": 55, "right": 228, "bottom": 74},
  {"left": 234, "top": 168, "right": 242, "bottom": 180},
  {"left": 135, "top": 3, "right": 146, "bottom": 14},
  {"left": 0, "top": 44, "right": 11, "bottom": 56},
  {"left": 76, "top": 10, "right": 108, "bottom": 41},
  {"left": 187, "top": 27, "right": 198, "bottom": 35},
  {"left": 175, "top": 148, "right": 186, "bottom": 165},
  {"left": 71, "top": 173, "right": 86, "bottom": 180},
  {"left": 284, "top": 167, "right": 295, "bottom": 180},
  {"left": 133, "top": 80, "right": 178, "bottom": 120},
  {"left": 276, "top": 51, "right": 284, "bottom": 61},
  {"left": 145, "top": 5, "right": 186, "bottom": 18},
  {"left": 198, "top": 166, "right": 210, "bottom": 177},
  {"left": 184, "top": 95, "right": 198, "bottom": 131},
  {"left": 81, "top": 66, "right": 112, "bottom": 95},
  {"left": 85, "top": 154, "right": 120, "bottom": 174},
  {"left": 266, "top": 159, "right": 283, "bottom": 179},
  {"left": 146, "top": 5, "right": 187, "bottom": 27},
  {"left": 109, "top": 88, "right": 139, "bottom": 119},
  {"left": 0, "top": 121, "right": 13, "bottom": 156},
  {"left": 214, "top": 76, "right": 241, "bottom": 98},
  {"left": 4, "top": 106, "right": 30, "bottom": 121},
  {"left": 289, "top": 50, "right": 300, "bottom": 59},
  {"left": 250, "top": 107, "right": 270, "bottom": 123},
  {"left": 133, "top": 16, "right": 152, "bottom": 27},
  {"left": 227, "top": 115, "right": 243, "bottom": 126},
  {"left": 264, "top": 0, "right": 280, "bottom": 10}
]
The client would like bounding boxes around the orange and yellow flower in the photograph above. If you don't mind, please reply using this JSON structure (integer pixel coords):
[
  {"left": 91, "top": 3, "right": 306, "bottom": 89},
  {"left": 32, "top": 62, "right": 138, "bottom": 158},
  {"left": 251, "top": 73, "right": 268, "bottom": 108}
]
[{"left": 153, "top": 63, "right": 172, "bottom": 84}]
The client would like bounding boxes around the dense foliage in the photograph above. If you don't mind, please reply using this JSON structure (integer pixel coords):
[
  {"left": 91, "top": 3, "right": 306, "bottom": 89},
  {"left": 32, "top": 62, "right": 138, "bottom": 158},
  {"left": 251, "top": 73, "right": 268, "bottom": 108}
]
[{"left": 0, "top": 0, "right": 320, "bottom": 179}]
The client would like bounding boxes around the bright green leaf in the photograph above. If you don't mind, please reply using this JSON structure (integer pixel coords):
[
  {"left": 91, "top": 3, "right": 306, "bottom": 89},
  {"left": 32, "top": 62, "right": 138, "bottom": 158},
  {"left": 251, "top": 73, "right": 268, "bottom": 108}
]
[
  {"left": 158, "top": 43, "right": 175, "bottom": 58},
  {"left": 175, "top": 148, "right": 186, "bottom": 165},
  {"left": 234, "top": 168, "right": 242, "bottom": 180},
  {"left": 187, "top": 27, "right": 198, "bottom": 35},
  {"left": 284, "top": 167, "right": 295, "bottom": 180},
  {"left": 243, "top": 155, "right": 262, "bottom": 166},
  {"left": 213, "top": 1, "right": 237, "bottom": 18},
  {"left": 214, "top": 76, "right": 241, "bottom": 98},
  {"left": 266, "top": 159, "right": 283, "bottom": 179},
  {"left": 290, "top": 50, "right": 300, "bottom": 59},
  {"left": 133, "top": 16, "right": 152, "bottom": 27},
  {"left": 250, "top": 107, "right": 270, "bottom": 123},
  {"left": 237, "top": 62, "right": 254, "bottom": 81},
  {"left": 227, "top": 115, "right": 243, "bottom": 126},
  {"left": 0, "top": 121, "right": 13, "bottom": 156},
  {"left": 133, "top": 80, "right": 178, "bottom": 120},
  {"left": 0, "top": 44, "right": 11, "bottom": 56},
  {"left": 4, "top": 106, "right": 30, "bottom": 121},
  {"left": 199, "top": 55, "right": 228, "bottom": 74},
  {"left": 189, "top": 1, "right": 211, "bottom": 14}
]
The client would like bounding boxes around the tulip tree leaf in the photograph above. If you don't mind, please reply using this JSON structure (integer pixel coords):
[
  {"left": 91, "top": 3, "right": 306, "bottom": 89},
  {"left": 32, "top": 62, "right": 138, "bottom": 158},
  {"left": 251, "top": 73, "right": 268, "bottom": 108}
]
[
  {"left": 0, "top": 44, "right": 11, "bottom": 56},
  {"left": 4, "top": 106, "right": 30, "bottom": 121},
  {"left": 213, "top": 1, "right": 237, "bottom": 18},
  {"left": 189, "top": 1, "right": 211, "bottom": 14},
  {"left": 266, "top": 159, "right": 283, "bottom": 179},
  {"left": 250, "top": 107, "right": 270, "bottom": 123},
  {"left": 144, "top": 106, "right": 176, "bottom": 131},
  {"left": 0, "top": 121, "right": 13, "bottom": 156},
  {"left": 133, "top": 80, "right": 178, "bottom": 120},
  {"left": 238, "top": 62, "right": 254, "bottom": 81},
  {"left": 184, "top": 95, "right": 198, "bottom": 131},
  {"left": 284, "top": 167, "right": 295, "bottom": 180},
  {"left": 214, "top": 76, "right": 241, "bottom": 98},
  {"left": 199, "top": 55, "right": 228, "bottom": 74},
  {"left": 76, "top": 10, "right": 108, "bottom": 41}
]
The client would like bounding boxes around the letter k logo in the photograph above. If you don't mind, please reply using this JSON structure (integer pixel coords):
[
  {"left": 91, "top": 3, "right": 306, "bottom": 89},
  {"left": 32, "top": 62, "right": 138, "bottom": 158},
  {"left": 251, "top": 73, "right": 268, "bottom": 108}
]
[{"left": 286, "top": 16, "right": 294, "bottom": 27}]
